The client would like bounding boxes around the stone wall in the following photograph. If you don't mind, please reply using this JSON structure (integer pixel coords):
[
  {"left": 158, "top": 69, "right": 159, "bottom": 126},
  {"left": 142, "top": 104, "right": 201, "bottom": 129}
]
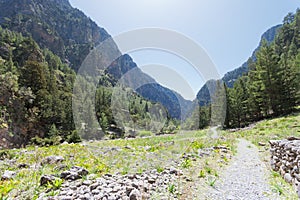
[{"left": 269, "top": 138, "right": 300, "bottom": 197}]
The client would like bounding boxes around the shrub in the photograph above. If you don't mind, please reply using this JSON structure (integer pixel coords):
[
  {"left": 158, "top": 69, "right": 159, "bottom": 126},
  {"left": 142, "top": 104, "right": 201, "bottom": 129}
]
[
  {"left": 66, "top": 131, "right": 81, "bottom": 143},
  {"left": 138, "top": 130, "right": 153, "bottom": 137}
]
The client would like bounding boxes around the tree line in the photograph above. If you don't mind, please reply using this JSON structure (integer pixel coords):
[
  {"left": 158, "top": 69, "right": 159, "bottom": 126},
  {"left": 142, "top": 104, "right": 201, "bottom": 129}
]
[
  {"left": 184, "top": 10, "right": 300, "bottom": 130},
  {"left": 0, "top": 27, "right": 177, "bottom": 147}
]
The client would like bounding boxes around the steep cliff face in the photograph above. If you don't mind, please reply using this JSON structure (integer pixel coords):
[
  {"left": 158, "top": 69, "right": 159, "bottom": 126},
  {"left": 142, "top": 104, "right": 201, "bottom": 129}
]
[{"left": 0, "top": 0, "right": 110, "bottom": 71}]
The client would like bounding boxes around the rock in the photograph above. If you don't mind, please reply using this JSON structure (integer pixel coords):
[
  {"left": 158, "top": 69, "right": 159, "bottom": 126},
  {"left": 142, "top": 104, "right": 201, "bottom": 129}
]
[
  {"left": 90, "top": 183, "right": 99, "bottom": 190},
  {"left": 61, "top": 166, "right": 89, "bottom": 180},
  {"left": 54, "top": 164, "right": 68, "bottom": 171},
  {"left": 144, "top": 146, "right": 151, "bottom": 151},
  {"left": 226, "top": 194, "right": 236, "bottom": 200},
  {"left": 198, "top": 148, "right": 212, "bottom": 157},
  {"left": 87, "top": 174, "right": 97, "bottom": 180},
  {"left": 124, "top": 146, "right": 134, "bottom": 150},
  {"left": 287, "top": 136, "right": 300, "bottom": 141},
  {"left": 41, "top": 155, "right": 64, "bottom": 165},
  {"left": 36, "top": 166, "right": 182, "bottom": 199},
  {"left": 148, "top": 178, "right": 156, "bottom": 184},
  {"left": 82, "top": 180, "right": 92, "bottom": 186},
  {"left": 126, "top": 174, "right": 136, "bottom": 180},
  {"left": 169, "top": 167, "right": 178, "bottom": 174},
  {"left": 1, "top": 170, "right": 16, "bottom": 180},
  {"left": 258, "top": 142, "right": 266, "bottom": 146},
  {"left": 269, "top": 140, "right": 279, "bottom": 146},
  {"left": 40, "top": 175, "right": 56, "bottom": 186},
  {"left": 61, "top": 141, "right": 69, "bottom": 145},
  {"left": 213, "top": 146, "right": 229, "bottom": 150},
  {"left": 126, "top": 186, "right": 135, "bottom": 196},
  {"left": 18, "top": 163, "right": 30, "bottom": 169},
  {"left": 92, "top": 189, "right": 100, "bottom": 195},
  {"left": 129, "top": 189, "right": 141, "bottom": 200},
  {"left": 59, "top": 196, "right": 73, "bottom": 200},
  {"left": 284, "top": 173, "right": 293, "bottom": 183}
]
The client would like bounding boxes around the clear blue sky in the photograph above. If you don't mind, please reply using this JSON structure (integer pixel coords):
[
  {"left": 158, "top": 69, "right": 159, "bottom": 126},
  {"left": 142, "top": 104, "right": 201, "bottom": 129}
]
[{"left": 69, "top": 0, "right": 300, "bottom": 100}]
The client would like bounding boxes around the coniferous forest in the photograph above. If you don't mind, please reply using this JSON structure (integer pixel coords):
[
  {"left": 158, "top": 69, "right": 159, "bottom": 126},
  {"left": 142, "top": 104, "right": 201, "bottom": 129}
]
[{"left": 184, "top": 10, "right": 300, "bottom": 130}]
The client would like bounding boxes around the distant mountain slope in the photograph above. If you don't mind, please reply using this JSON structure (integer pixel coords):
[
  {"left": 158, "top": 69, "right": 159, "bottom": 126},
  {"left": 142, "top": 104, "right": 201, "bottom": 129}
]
[
  {"left": 0, "top": 0, "right": 192, "bottom": 119},
  {"left": 197, "top": 25, "right": 282, "bottom": 105},
  {"left": 0, "top": 0, "right": 109, "bottom": 71}
]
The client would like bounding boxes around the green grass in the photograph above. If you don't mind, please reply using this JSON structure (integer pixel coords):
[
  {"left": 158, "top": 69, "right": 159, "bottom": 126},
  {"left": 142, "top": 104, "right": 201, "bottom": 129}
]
[
  {"left": 230, "top": 112, "right": 300, "bottom": 199},
  {"left": 0, "top": 129, "right": 236, "bottom": 199},
  {"left": 236, "top": 112, "right": 300, "bottom": 144},
  {"left": 137, "top": 130, "right": 154, "bottom": 137},
  {"left": 181, "top": 158, "right": 192, "bottom": 169}
]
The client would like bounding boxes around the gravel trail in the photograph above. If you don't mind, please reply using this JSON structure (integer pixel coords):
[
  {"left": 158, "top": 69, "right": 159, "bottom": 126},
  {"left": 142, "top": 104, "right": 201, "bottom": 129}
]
[{"left": 203, "top": 139, "right": 279, "bottom": 200}]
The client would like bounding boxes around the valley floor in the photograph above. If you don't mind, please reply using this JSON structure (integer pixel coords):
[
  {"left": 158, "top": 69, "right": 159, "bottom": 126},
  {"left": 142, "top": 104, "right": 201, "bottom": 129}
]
[{"left": 0, "top": 113, "right": 299, "bottom": 199}]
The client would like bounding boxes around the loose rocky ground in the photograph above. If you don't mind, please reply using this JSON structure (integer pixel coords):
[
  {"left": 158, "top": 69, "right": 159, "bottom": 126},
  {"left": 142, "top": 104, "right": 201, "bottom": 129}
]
[
  {"left": 203, "top": 139, "right": 281, "bottom": 200},
  {"left": 38, "top": 167, "right": 183, "bottom": 200}
]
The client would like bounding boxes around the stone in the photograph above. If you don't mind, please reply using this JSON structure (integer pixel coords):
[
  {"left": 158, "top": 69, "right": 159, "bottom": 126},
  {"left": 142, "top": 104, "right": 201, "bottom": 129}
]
[
  {"left": 71, "top": 166, "right": 89, "bottom": 176},
  {"left": 82, "top": 180, "right": 92, "bottom": 186},
  {"left": 124, "top": 146, "right": 134, "bottom": 150},
  {"left": 54, "top": 164, "right": 68, "bottom": 171},
  {"left": 144, "top": 146, "right": 151, "bottom": 151},
  {"left": 61, "top": 166, "right": 89, "bottom": 180},
  {"left": 258, "top": 142, "right": 266, "bottom": 146},
  {"left": 169, "top": 167, "right": 178, "bottom": 174},
  {"left": 284, "top": 173, "right": 293, "bottom": 183},
  {"left": 40, "top": 175, "right": 56, "bottom": 186},
  {"left": 41, "top": 155, "right": 64, "bottom": 165},
  {"left": 148, "top": 178, "right": 156, "bottom": 184},
  {"left": 129, "top": 189, "right": 141, "bottom": 200},
  {"left": 287, "top": 136, "right": 300, "bottom": 141},
  {"left": 90, "top": 183, "right": 99, "bottom": 190},
  {"left": 198, "top": 149, "right": 212, "bottom": 157},
  {"left": 125, "top": 186, "right": 135, "bottom": 196},
  {"left": 1, "top": 170, "right": 16, "bottom": 180},
  {"left": 92, "top": 189, "right": 100, "bottom": 195},
  {"left": 18, "top": 163, "right": 30, "bottom": 169},
  {"left": 59, "top": 196, "right": 73, "bottom": 200},
  {"left": 226, "top": 195, "right": 236, "bottom": 200}
]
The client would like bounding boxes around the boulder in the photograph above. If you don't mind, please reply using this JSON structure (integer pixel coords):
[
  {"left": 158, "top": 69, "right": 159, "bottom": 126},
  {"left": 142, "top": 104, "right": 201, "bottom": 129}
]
[
  {"left": 1, "top": 170, "right": 16, "bottom": 180},
  {"left": 40, "top": 175, "right": 56, "bottom": 186},
  {"left": 41, "top": 155, "right": 64, "bottom": 165},
  {"left": 61, "top": 166, "right": 89, "bottom": 180}
]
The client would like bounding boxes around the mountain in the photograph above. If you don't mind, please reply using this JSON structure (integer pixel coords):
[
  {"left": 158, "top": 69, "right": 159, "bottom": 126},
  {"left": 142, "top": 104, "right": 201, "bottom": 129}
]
[
  {"left": 0, "top": 0, "right": 192, "bottom": 119},
  {"left": 196, "top": 25, "right": 282, "bottom": 105}
]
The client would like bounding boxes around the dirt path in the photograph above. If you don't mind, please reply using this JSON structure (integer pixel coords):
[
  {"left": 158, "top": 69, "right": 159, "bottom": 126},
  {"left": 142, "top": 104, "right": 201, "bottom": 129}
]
[{"left": 202, "top": 139, "right": 280, "bottom": 200}]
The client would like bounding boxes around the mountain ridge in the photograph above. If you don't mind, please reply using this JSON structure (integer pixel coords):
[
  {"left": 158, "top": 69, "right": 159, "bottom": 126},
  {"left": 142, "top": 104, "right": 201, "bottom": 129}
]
[
  {"left": 197, "top": 24, "right": 282, "bottom": 105},
  {"left": 0, "top": 0, "right": 192, "bottom": 119}
]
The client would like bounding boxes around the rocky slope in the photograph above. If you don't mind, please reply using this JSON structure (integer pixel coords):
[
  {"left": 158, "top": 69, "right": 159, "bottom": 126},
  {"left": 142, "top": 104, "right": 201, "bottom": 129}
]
[{"left": 0, "top": 0, "right": 192, "bottom": 119}]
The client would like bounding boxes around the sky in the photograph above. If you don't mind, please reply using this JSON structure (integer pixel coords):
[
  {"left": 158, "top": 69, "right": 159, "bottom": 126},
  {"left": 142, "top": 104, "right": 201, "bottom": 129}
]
[{"left": 69, "top": 0, "right": 300, "bottom": 100}]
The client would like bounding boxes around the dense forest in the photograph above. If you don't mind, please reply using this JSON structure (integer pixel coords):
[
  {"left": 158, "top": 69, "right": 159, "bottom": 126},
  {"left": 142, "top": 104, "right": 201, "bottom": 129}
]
[
  {"left": 185, "top": 10, "right": 300, "bottom": 130},
  {"left": 0, "top": 0, "right": 183, "bottom": 148},
  {"left": 0, "top": 27, "right": 78, "bottom": 147},
  {"left": 0, "top": 27, "right": 177, "bottom": 148}
]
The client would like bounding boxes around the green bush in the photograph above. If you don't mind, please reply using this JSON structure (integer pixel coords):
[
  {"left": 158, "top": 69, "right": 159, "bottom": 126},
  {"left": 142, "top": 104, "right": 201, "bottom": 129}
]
[
  {"left": 66, "top": 131, "right": 82, "bottom": 143},
  {"left": 138, "top": 130, "right": 153, "bottom": 137},
  {"left": 30, "top": 136, "right": 61, "bottom": 146}
]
